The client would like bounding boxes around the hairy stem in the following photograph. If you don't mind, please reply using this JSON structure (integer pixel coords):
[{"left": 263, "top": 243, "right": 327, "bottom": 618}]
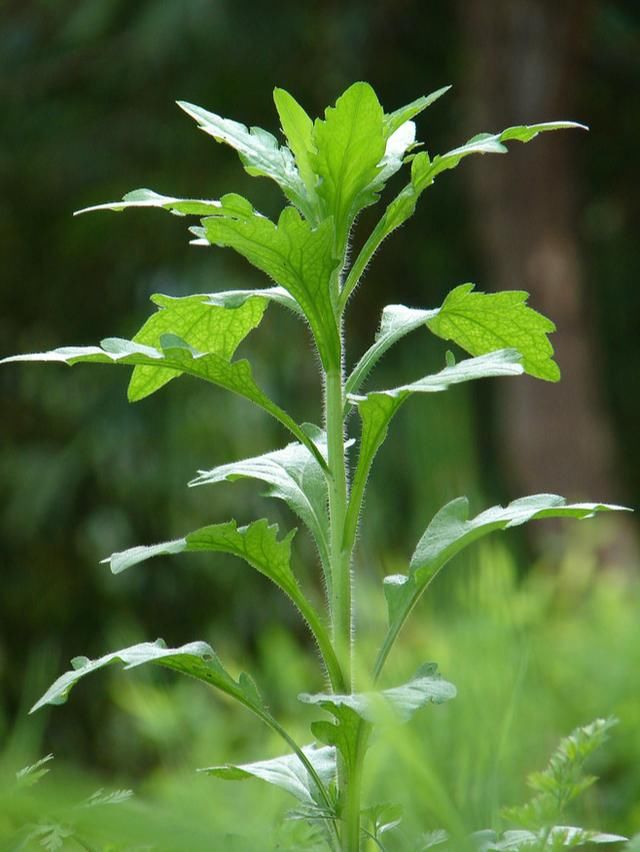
[{"left": 326, "top": 364, "right": 351, "bottom": 683}]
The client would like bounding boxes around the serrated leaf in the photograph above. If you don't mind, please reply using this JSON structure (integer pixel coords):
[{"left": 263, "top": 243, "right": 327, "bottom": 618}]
[
  {"left": 382, "top": 500, "right": 630, "bottom": 672},
  {"left": 1, "top": 337, "right": 328, "bottom": 472},
  {"left": 102, "top": 518, "right": 311, "bottom": 623},
  {"left": 75, "top": 187, "right": 228, "bottom": 217},
  {"left": 300, "top": 663, "right": 455, "bottom": 726},
  {"left": 503, "top": 718, "right": 620, "bottom": 833},
  {"left": 383, "top": 86, "right": 451, "bottom": 138},
  {"left": 312, "top": 82, "right": 386, "bottom": 250},
  {"left": 81, "top": 788, "right": 134, "bottom": 808},
  {"left": 363, "top": 802, "right": 404, "bottom": 837},
  {"left": 202, "top": 201, "right": 340, "bottom": 369},
  {"left": 16, "top": 754, "right": 54, "bottom": 787},
  {"left": 200, "top": 743, "right": 336, "bottom": 808},
  {"left": 426, "top": 284, "right": 559, "bottom": 381},
  {"left": 347, "top": 351, "right": 524, "bottom": 553},
  {"left": 190, "top": 426, "right": 331, "bottom": 576},
  {"left": 273, "top": 87, "right": 317, "bottom": 199},
  {"left": 298, "top": 665, "right": 455, "bottom": 772},
  {"left": 342, "top": 121, "right": 585, "bottom": 309},
  {"left": 177, "top": 100, "right": 310, "bottom": 216},
  {"left": 128, "top": 291, "right": 267, "bottom": 399},
  {"left": 346, "top": 304, "right": 439, "bottom": 396},
  {"left": 30, "top": 639, "right": 267, "bottom": 716}
]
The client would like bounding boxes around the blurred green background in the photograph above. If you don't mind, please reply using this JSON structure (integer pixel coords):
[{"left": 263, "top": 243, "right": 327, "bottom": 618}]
[{"left": 1, "top": 1, "right": 639, "bottom": 848}]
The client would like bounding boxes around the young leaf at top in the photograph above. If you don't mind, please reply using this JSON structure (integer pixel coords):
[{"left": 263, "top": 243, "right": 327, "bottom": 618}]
[
  {"left": 273, "top": 87, "right": 317, "bottom": 201},
  {"left": 177, "top": 100, "right": 311, "bottom": 218},
  {"left": 2, "top": 337, "right": 328, "bottom": 472},
  {"left": 426, "top": 284, "right": 559, "bottom": 381},
  {"left": 190, "top": 425, "right": 331, "bottom": 578},
  {"left": 312, "top": 82, "right": 386, "bottom": 252},
  {"left": 127, "top": 292, "right": 267, "bottom": 400},
  {"left": 383, "top": 85, "right": 451, "bottom": 138},
  {"left": 380, "top": 498, "right": 631, "bottom": 676},
  {"left": 200, "top": 743, "right": 336, "bottom": 808},
  {"left": 201, "top": 199, "right": 341, "bottom": 369},
  {"left": 341, "top": 121, "right": 586, "bottom": 310}
]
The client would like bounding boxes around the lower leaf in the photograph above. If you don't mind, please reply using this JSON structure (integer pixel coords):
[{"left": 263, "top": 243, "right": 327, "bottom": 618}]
[{"left": 199, "top": 743, "right": 336, "bottom": 809}]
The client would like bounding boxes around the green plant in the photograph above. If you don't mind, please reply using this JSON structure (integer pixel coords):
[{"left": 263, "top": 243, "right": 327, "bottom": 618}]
[{"left": 3, "top": 83, "right": 631, "bottom": 850}]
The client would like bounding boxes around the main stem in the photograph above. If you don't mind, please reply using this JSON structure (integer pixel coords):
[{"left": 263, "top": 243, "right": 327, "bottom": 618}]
[
  {"left": 326, "top": 317, "right": 363, "bottom": 850},
  {"left": 326, "top": 360, "right": 350, "bottom": 686}
]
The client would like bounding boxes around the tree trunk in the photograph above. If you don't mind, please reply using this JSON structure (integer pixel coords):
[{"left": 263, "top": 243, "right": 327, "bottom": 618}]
[{"left": 458, "top": 0, "right": 636, "bottom": 562}]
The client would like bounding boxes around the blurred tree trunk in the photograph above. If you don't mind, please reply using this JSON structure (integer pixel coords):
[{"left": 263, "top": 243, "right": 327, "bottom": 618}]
[{"left": 458, "top": 0, "right": 635, "bottom": 561}]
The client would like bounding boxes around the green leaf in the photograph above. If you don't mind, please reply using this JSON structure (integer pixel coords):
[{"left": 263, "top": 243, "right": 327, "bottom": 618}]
[
  {"left": 30, "top": 639, "right": 267, "bottom": 716},
  {"left": 348, "top": 283, "right": 559, "bottom": 397},
  {"left": 2, "top": 337, "right": 328, "bottom": 472},
  {"left": 75, "top": 188, "right": 229, "bottom": 217},
  {"left": 503, "top": 718, "right": 619, "bottom": 831},
  {"left": 469, "top": 827, "right": 626, "bottom": 850},
  {"left": 203, "top": 285, "right": 302, "bottom": 314},
  {"left": 299, "top": 665, "right": 455, "bottom": 773},
  {"left": 16, "top": 754, "right": 54, "bottom": 788},
  {"left": 380, "top": 498, "right": 630, "bottom": 674},
  {"left": 345, "top": 350, "right": 524, "bottom": 557},
  {"left": 300, "top": 664, "right": 455, "bottom": 726},
  {"left": 128, "top": 291, "right": 267, "bottom": 400},
  {"left": 341, "top": 121, "right": 585, "bottom": 310},
  {"left": 103, "top": 517, "right": 313, "bottom": 619},
  {"left": 190, "top": 425, "right": 331, "bottom": 578},
  {"left": 312, "top": 82, "right": 386, "bottom": 250},
  {"left": 177, "top": 100, "right": 310, "bottom": 216},
  {"left": 200, "top": 743, "right": 336, "bottom": 808},
  {"left": 346, "top": 304, "right": 439, "bottom": 396},
  {"left": 426, "top": 284, "right": 559, "bottom": 381},
  {"left": 383, "top": 85, "right": 451, "bottom": 138},
  {"left": 273, "top": 87, "right": 317, "bottom": 199},
  {"left": 202, "top": 201, "right": 340, "bottom": 369}
]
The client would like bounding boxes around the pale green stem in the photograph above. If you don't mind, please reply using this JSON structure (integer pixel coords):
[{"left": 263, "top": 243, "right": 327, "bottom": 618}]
[
  {"left": 302, "top": 599, "right": 346, "bottom": 693},
  {"left": 326, "top": 364, "right": 351, "bottom": 683}
]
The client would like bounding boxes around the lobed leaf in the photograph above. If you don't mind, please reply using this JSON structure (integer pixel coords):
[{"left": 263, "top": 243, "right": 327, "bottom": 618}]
[
  {"left": 1, "top": 337, "right": 328, "bottom": 472},
  {"left": 201, "top": 200, "right": 341, "bottom": 369},
  {"left": 102, "top": 518, "right": 321, "bottom": 629},
  {"left": 177, "top": 100, "right": 310, "bottom": 216},
  {"left": 503, "top": 718, "right": 619, "bottom": 831},
  {"left": 75, "top": 187, "right": 229, "bottom": 217},
  {"left": 298, "top": 665, "right": 455, "bottom": 773},
  {"left": 273, "top": 87, "right": 317, "bottom": 200},
  {"left": 30, "top": 639, "right": 267, "bottom": 716},
  {"left": 190, "top": 425, "right": 331, "bottom": 577},
  {"left": 346, "top": 304, "right": 439, "bottom": 396},
  {"left": 341, "top": 121, "right": 585, "bottom": 309},
  {"left": 345, "top": 351, "right": 524, "bottom": 555},
  {"left": 128, "top": 291, "right": 267, "bottom": 399},
  {"left": 426, "top": 284, "right": 559, "bottom": 381},
  {"left": 381, "top": 498, "right": 630, "bottom": 673},
  {"left": 312, "top": 82, "right": 386, "bottom": 251},
  {"left": 348, "top": 285, "right": 558, "bottom": 396},
  {"left": 200, "top": 743, "right": 336, "bottom": 808}
]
